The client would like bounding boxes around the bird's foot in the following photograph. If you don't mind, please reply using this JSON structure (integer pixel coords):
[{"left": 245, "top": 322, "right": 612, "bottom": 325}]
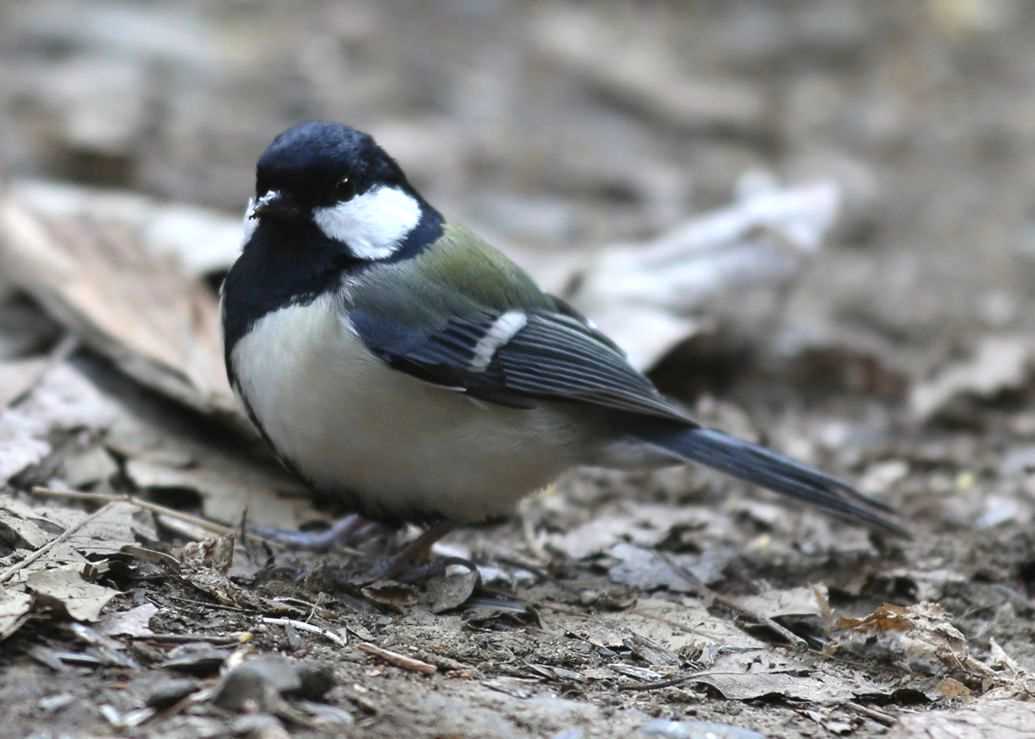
[
  {"left": 368, "top": 521, "right": 459, "bottom": 583},
  {"left": 254, "top": 513, "right": 386, "bottom": 551}
]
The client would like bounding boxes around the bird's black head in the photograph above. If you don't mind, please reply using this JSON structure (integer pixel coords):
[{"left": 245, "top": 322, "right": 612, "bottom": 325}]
[
  {"left": 222, "top": 122, "right": 445, "bottom": 364},
  {"left": 247, "top": 121, "right": 441, "bottom": 261}
]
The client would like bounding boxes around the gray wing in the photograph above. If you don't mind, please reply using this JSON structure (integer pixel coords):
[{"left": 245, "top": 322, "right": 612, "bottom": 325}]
[{"left": 350, "top": 307, "right": 691, "bottom": 422}]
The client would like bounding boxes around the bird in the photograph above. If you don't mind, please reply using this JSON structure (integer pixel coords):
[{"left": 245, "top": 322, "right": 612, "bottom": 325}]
[{"left": 221, "top": 121, "right": 907, "bottom": 576}]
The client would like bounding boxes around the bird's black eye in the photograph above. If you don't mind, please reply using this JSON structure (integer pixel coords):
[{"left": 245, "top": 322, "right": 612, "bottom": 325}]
[{"left": 335, "top": 176, "right": 357, "bottom": 202}]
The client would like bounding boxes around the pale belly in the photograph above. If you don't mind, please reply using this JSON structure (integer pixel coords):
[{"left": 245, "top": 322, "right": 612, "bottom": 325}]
[{"left": 229, "top": 294, "right": 591, "bottom": 522}]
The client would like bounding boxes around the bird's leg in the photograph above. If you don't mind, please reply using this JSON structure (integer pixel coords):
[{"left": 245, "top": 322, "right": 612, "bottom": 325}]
[
  {"left": 376, "top": 520, "right": 457, "bottom": 582},
  {"left": 255, "top": 513, "right": 384, "bottom": 551}
]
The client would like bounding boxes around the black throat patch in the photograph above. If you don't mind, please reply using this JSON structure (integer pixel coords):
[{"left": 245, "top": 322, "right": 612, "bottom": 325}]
[{"left": 221, "top": 204, "right": 445, "bottom": 378}]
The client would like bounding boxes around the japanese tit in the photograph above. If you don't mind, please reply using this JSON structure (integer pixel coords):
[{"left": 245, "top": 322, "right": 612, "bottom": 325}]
[{"left": 221, "top": 121, "right": 907, "bottom": 556}]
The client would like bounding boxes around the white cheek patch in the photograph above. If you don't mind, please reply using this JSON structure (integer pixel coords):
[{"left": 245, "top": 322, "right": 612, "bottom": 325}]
[
  {"left": 312, "top": 186, "right": 422, "bottom": 260},
  {"left": 240, "top": 196, "right": 258, "bottom": 246}
]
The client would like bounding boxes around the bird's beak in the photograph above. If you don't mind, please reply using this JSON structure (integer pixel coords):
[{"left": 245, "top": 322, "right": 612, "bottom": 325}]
[{"left": 249, "top": 190, "right": 302, "bottom": 221}]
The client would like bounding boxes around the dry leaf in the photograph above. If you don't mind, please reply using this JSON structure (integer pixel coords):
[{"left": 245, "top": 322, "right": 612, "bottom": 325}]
[
  {"left": 26, "top": 566, "right": 121, "bottom": 622},
  {"left": 936, "top": 677, "right": 973, "bottom": 700},
  {"left": 179, "top": 534, "right": 235, "bottom": 574},
  {"left": 735, "top": 585, "right": 826, "bottom": 621},
  {"left": 0, "top": 362, "right": 118, "bottom": 484},
  {"left": 692, "top": 669, "right": 869, "bottom": 703},
  {"left": 608, "top": 542, "right": 734, "bottom": 591},
  {"left": 832, "top": 601, "right": 1023, "bottom": 686},
  {"left": 0, "top": 588, "right": 34, "bottom": 639},
  {"left": 0, "top": 357, "right": 51, "bottom": 409},
  {"left": 836, "top": 602, "right": 914, "bottom": 633},
  {"left": 564, "top": 178, "right": 842, "bottom": 370},
  {"left": 428, "top": 568, "right": 479, "bottom": 614},
  {"left": 96, "top": 603, "right": 157, "bottom": 638},
  {"left": 889, "top": 698, "right": 1035, "bottom": 739},
  {"left": 0, "top": 504, "right": 54, "bottom": 550},
  {"left": 910, "top": 335, "right": 1034, "bottom": 422},
  {"left": 0, "top": 182, "right": 238, "bottom": 420}
]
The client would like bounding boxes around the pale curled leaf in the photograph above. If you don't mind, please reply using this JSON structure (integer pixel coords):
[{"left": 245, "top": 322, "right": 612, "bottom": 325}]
[
  {"left": 0, "top": 183, "right": 238, "bottom": 421},
  {"left": 564, "top": 180, "right": 842, "bottom": 369},
  {"left": 734, "top": 585, "right": 827, "bottom": 621}
]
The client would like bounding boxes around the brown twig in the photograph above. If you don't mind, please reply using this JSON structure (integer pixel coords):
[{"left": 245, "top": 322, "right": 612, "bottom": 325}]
[
  {"left": 260, "top": 617, "right": 347, "bottom": 647},
  {"left": 356, "top": 642, "right": 437, "bottom": 674},
  {"left": 164, "top": 595, "right": 258, "bottom": 614},
  {"left": 32, "top": 486, "right": 238, "bottom": 536},
  {"left": 846, "top": 701, "right": 896, "bottom": 727},
  {"left": 0, "top": 500, "right": 118, "bottom": 583}
]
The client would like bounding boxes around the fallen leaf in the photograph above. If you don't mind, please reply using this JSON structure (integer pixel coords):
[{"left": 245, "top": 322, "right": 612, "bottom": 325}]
[
  {"left": 0, "top": 587, "right": 34, "bottom": 639},
  {"left": 833, "top": 602, "right": 1019, "bottom": 686},
  {"left": 106, "top": 395, "right": 314, "bottom": 530},
  {"left": 179, "top": 534, "right": 235, "bottom": 574},
  {"left": 937, "top": 677, "right": 973, "bottom": 700},
  {"left": 361, "top": 582, "right": 419, "bottom": 611},
  {"left": 692, "top": 658, "right": 880, "bottom": 703},
  {"left": 0, "top": 182, "right": 238, "bottom": 420},
  {"left": 910, "top": 335, "right": 1034, "bottom": 422},
  {"left": 889, "top": 697, "right": 1035, "bottom": 739},
  {"left": 96, "top": 602, "right": 157, "bottom": 637},
  {"left": 0, "top": 362, "right": 119, "bottom": 484},
  {"left": 836, "top": 602, "right": 914, "bottom": 633},
  {"left": 0, "top": 357, "right": 50, "bottom": 409},
  {"left": 26, "top": 566, "right": 120, "bottom": 621},
  {"left": 608, "top": 542, "right": 734, "bottom": 591},
  {"left": 61, "top": 447, "right": 119, "bottom": 489},
  {"left": 735, "top": 585, "right": 826, "bottom": 621},
  {"left": 428, "top": 568, "right": 479, "bottom": 614},
  {"left": 0, "top": 504, "right": 54, "bottom": 549}
]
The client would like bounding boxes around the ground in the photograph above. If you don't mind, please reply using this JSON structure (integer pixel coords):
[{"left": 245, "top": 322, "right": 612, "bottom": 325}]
[{"left": 2, "top": 2, "right": 1035, "bottom": 738}]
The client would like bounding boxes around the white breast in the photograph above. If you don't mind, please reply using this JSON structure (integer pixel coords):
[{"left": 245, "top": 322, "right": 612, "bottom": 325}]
[{"left": 229, "top": 293, "right": 589, "bottom": 522}]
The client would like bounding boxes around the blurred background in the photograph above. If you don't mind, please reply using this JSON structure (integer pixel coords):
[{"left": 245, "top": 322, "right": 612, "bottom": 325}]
[
  {"left": 4, "top": 3, "right": 1035, "bottom": 735},
  {"left": 3, "top": 0, "right": 1035, "bottom": 348}
]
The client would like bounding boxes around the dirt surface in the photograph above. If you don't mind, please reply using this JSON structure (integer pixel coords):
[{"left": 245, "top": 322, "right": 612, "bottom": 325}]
[{"left": 2, "top": 2, "right": 1035, "bottom": 738}]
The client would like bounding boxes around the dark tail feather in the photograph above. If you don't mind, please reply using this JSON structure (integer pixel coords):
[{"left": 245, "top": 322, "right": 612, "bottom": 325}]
[{"left": 637, "top": 425, "right": 910, "bottom": 538}]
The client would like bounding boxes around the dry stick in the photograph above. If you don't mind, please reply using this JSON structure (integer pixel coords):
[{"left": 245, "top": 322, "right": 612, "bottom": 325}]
[
  {"left": 356, "top": 642, "right": 437, "bottom": 674},
  {"left": 0, "top": 500, "right": 118, "bottom": 583},
  {"left": 260, "top": 617, "right": 347, "bottom": 648},
  {"left": 32, "top": 487, "right": 237, "bottom": 536},
  {"left": 33, "top": 488, "right": 369, "bottom": 558},
  {"left": 29, "top": 487, "right": 292, "bottom": 548},
  {"left": 846, "top": 701, "right": 896, "bottom": 727}
]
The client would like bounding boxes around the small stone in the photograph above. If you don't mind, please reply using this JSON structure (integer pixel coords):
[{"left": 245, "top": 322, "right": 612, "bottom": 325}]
[
  {"left": 214, "top": 656, "right": 334, "bottom": 712},
  {"left": 145, "top": 678, "right": 200, "bottom": 709},
  {"left": 230, "top": 713, "right": 290, "bottom": 739},
  {"left": 159, "top": 643, "right": 230, "bottom": 675}
]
